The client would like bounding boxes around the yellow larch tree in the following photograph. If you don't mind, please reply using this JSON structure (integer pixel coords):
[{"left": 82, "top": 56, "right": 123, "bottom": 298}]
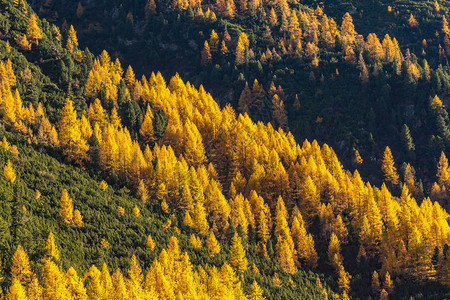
[
  {"left": 73, "top": 209, "right": 83, "bottom": 228},
  {"left": 183, "top": 120, "right": 206, "bottom": 167},
  {"left": 100, "top": 263, "right": 114, "bottom": 298},
  {"left": 59, "top": 189, "right": 74, "bottom": 224},
  {"left": 42, "top": 260, "right": 71, "bottom": 299},
  {"left": 6, "top": 280, "right": 28, "bottom": 300},
  {"left": 408, "top": 14, "right": 418, "bottom": 27},
  {"left": 341, "top": 12, "right": 357, "bottom": 43},
  {"left": 4, "top": 159, "right": 16, "bottom": 183},
  {"left": 381, "top": 146, "right": 399, "bottom": 185},
  {"left": 66, "top": 267, "right": 87, "bottom": 299},
  {"left": 201, "top": 41, "right": 212, "bottom": 66},
  {"left": 139, "top": 106, "right": 154, "bottom": 144},
  {"left": 45, "top": 232, "right": 60, "bottom": 261},
  {"left": 328, "top": 233, "right": 343, "bottom": 270},
  {"left": 11, "top": 245, "right": 35, "bottom": 290},
  {"left": 99, "top": 180, "right": 108, "bottom": 190},
  {"left": 26, "top": 14, "right": 42, "bottom": 45},
  {"left": 276, "top": 237, "right": 297, "bottom": 274},
  {"left": 291, "top": 214, "right": 318, "bottom": 268},
  {"left": 209, "top": 30, "right": 220, "bottom": 53},
  {"left": 206, "top": 231, "right": 221, "bottom": 257},
  {"left": 235, "top": 38, "right": 246, "bottom": 65},
  {"left": 437, "top": 151, "right": 450, "bottom": 188},
  {"left": 230, "top": 232, "right": 248, "bottom": 273},
  {"left": 299, "top": 176, "right": 320, "bottom": 223},
  {"left": 85, "top": 265, "right": 102, "bottom": 299},
  {"left": 257, "top": 209, "right": 270, "bottom": 243},
  {"left": 246, "top": 280, "right": 265, "bottom": 300},
  {"left": 111, "top": 269, "right": 128, "bottom": 299},
  {"left": 124, "top": 66, "right": 136, "bottom": 88},
  {"left": 88, "top": 98, "right": 107, "bottom": 129},
  {"left": 338, "top": 264, "right": 351, "bottom": 293},
  {"left": 133, "top": 205, "right": 140, "bottom": 217},
  {"left": 57, "top": 99, "right": 89, "bottom": 164},
  {"left": 68, "top": 25, "right": 78, "bottom": 47},
  {"left": 146, "top": 235, "right": 156, "bottom": 251}
]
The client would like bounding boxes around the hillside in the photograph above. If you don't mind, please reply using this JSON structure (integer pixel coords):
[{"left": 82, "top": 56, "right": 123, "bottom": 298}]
[
  {"left": 29, "top": 0, "right": 450, "bottom": 193},
  {"left": 0, "top": 0, "right": 449, "bottom": 299}
]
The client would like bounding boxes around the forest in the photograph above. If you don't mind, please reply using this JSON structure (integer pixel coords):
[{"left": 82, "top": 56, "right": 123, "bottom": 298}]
[{"left": 0, "top": 0, "right": 449, "bottom": 298}]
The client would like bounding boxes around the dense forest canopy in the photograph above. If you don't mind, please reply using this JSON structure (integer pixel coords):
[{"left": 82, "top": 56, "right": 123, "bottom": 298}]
[{"left": 0, "top": 0, "right": 449, "bottom": 298}]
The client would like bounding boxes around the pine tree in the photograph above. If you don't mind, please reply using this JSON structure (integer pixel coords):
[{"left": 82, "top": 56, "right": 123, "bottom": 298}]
[
  {"left": 401, "top": 124, "right": 415, "bottom": 161},
  {"left": 59, "top": 189, "right": 73, "bottom": 224},
  {"left": 230, "top": 232, "right": 248, "bottom": 273}
]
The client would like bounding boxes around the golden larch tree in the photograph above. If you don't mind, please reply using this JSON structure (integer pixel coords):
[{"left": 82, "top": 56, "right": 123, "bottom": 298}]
[
  {"left": 139, "top": 106, "right": 154, "bottom": 144},
  {"left": 206, "top": 231, "right": 221, "bottom": 257},
  {"left": 68, "top": 25, "right": 78, "bottom": 47},
  {"left": 57, "top": 99, "right": 89, "bottom": 164},
  {"left": 26, "top": 14, "right": 42, "bottom": 45},
  {"left": 381, "top": 146, "right": 399, "bottom": 185},
  {"left": 59, "top": 189, "right": 74, "bottom": 224},
  {"left": 201, "top": 41, "right": 212, "bottom": 66},
  {"left": 230, "top": 232, "right": 248, "bottom": 273},
  {"left": 246, "top": 280, "right": 265, "bottom": 300},
  {"left": 4, "top": 159, "right": 16, "bottom": 183},
  {"left": 45, "top": 232, "right": 60, "bottom": 261},
  {"left": 73, "top": 209, "right": 83, "bottom": 228}
]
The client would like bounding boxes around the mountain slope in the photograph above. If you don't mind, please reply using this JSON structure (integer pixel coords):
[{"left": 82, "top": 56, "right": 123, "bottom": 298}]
[{"left": 0, "top": 0, "right": 449, "bottom": 299}]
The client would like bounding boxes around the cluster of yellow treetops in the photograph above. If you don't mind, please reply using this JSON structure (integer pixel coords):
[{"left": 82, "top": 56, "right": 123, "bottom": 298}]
[
  {"left": 3, "top": 235, "right": 266, "bottom": 299},
  {"left": 1, "top": 46, "right": 450, "bottom": 294}
]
